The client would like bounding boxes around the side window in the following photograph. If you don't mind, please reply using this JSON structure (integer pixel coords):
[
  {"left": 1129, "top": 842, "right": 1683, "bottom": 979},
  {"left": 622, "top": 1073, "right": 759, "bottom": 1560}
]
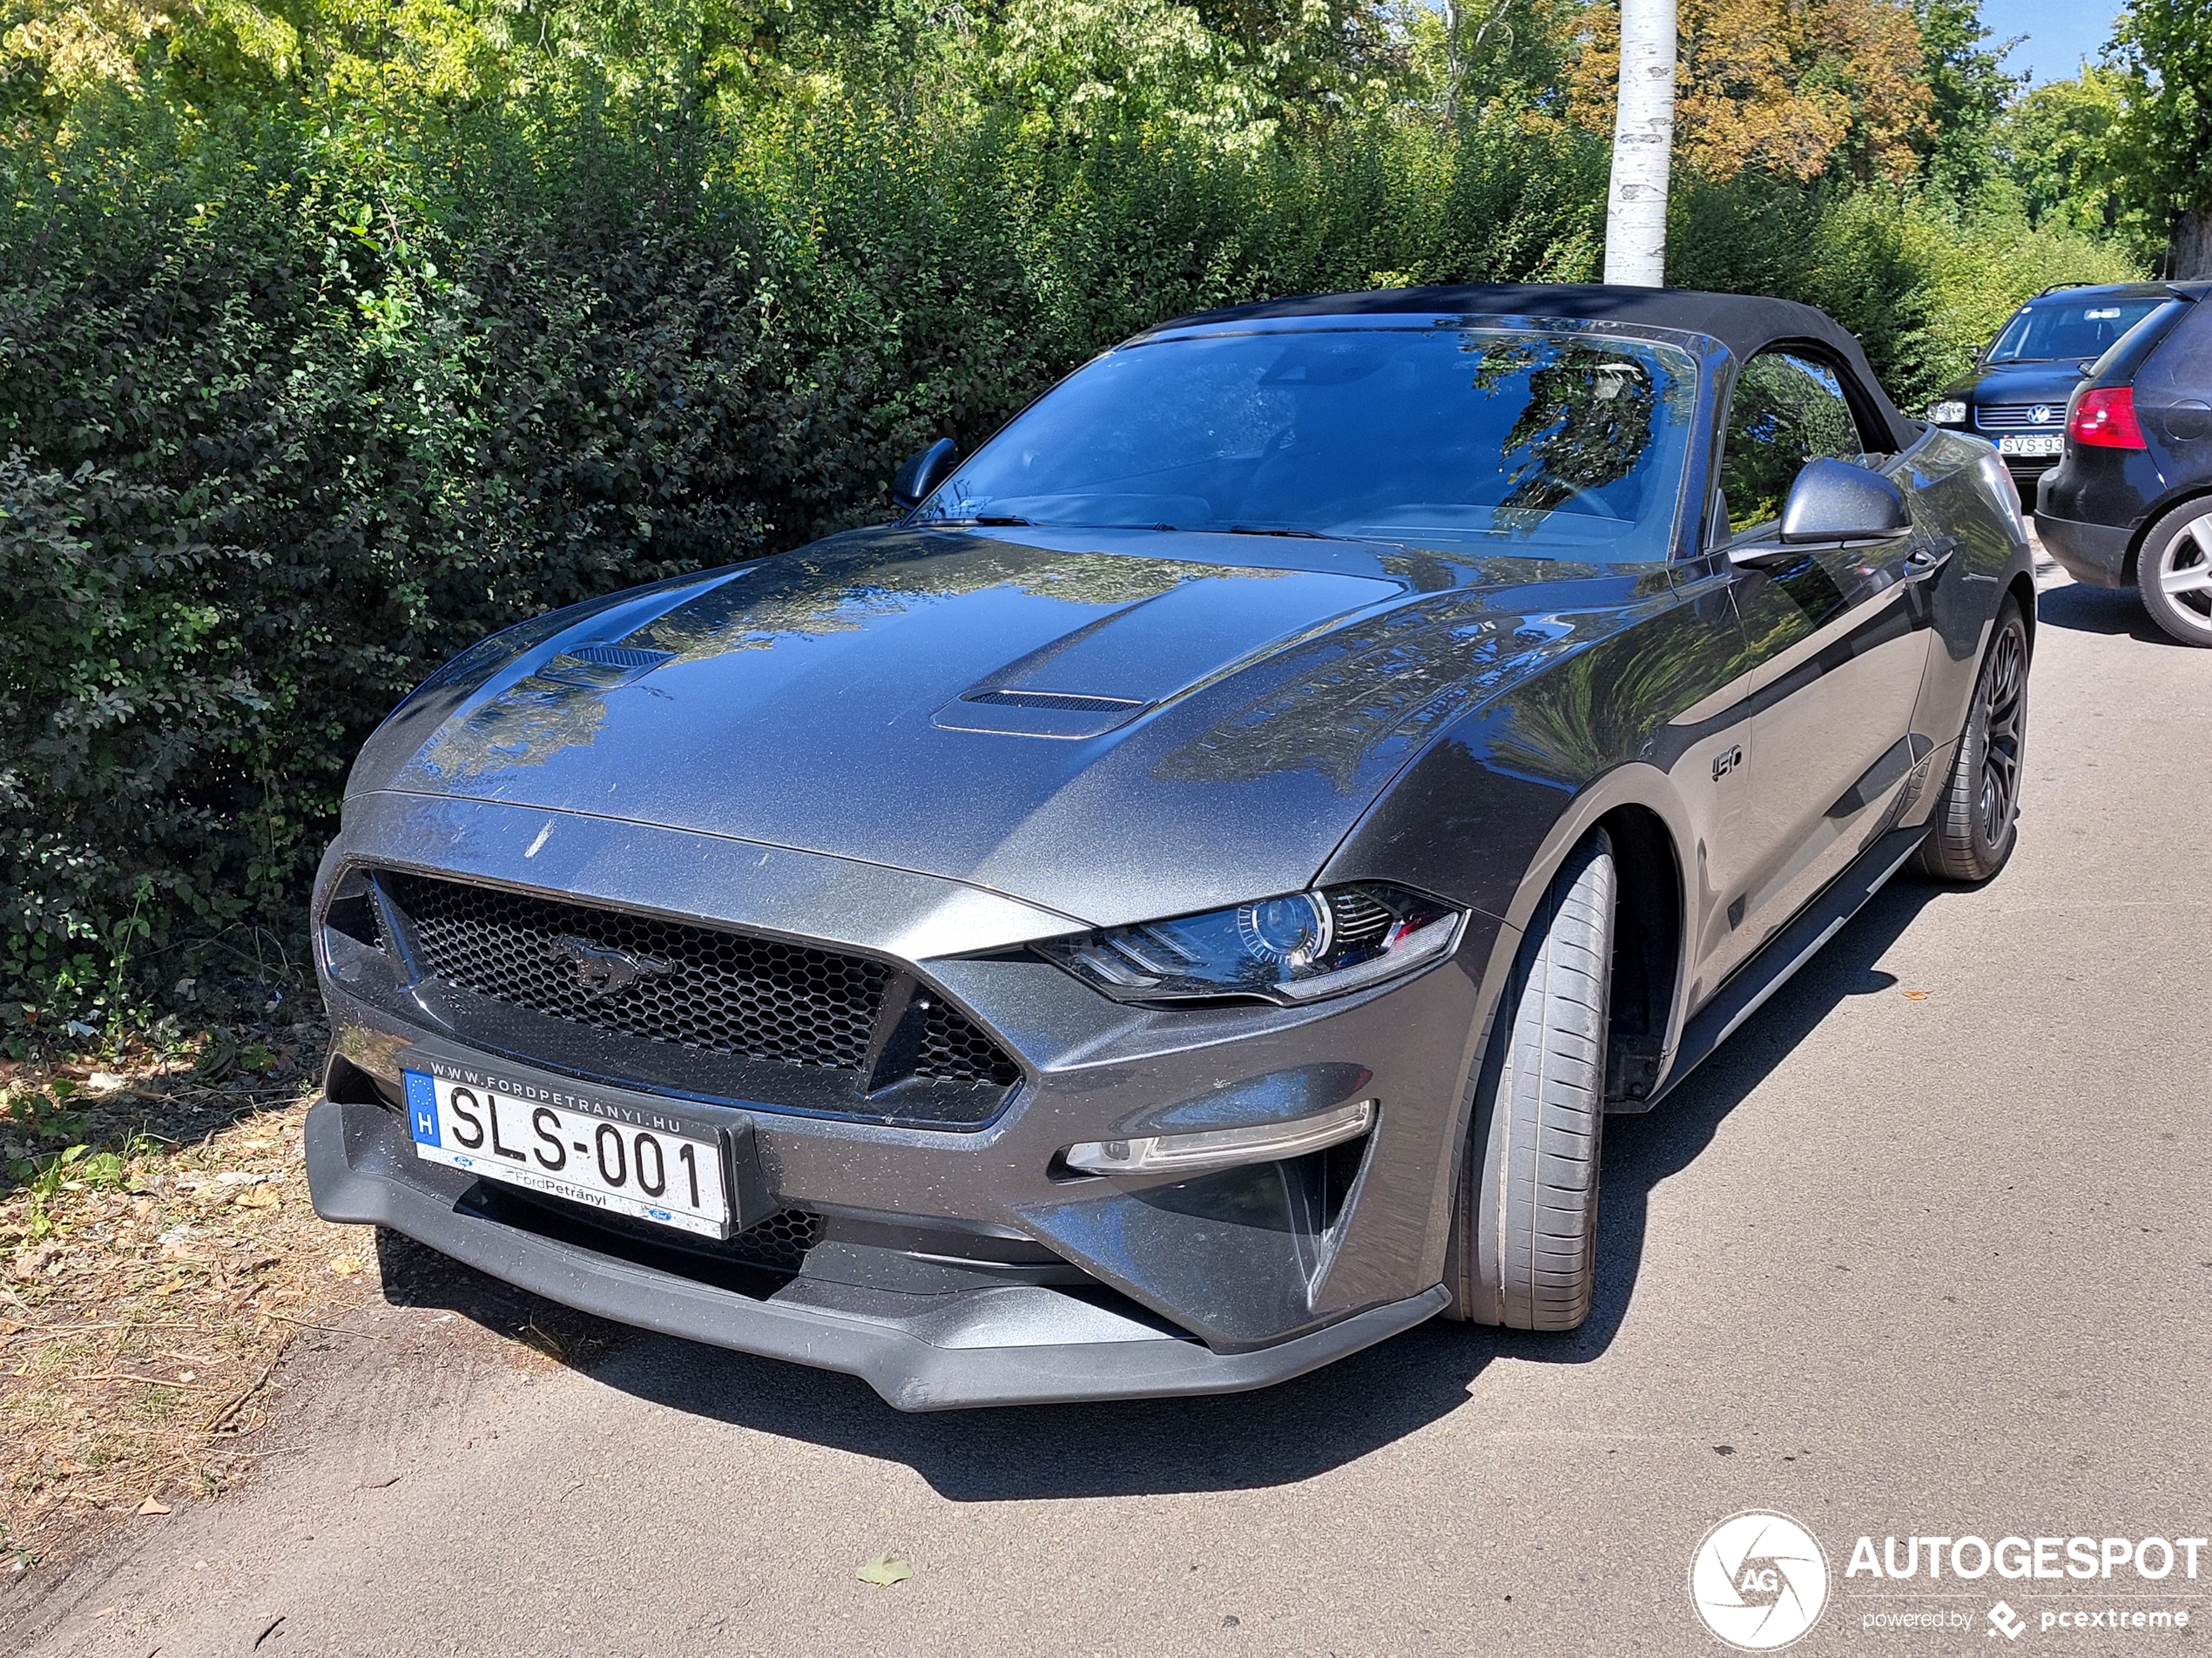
[{"left": 1716, "top": 352, "right": 1866, "bottom": 538}]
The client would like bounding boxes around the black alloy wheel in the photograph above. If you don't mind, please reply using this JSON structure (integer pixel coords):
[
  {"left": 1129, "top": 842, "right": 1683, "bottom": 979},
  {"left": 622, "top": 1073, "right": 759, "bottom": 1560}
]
[
  {"left": 1975, "top": 621, "right": 2026, "bottom": 846},
  {"left": 1915, "top": 595, "right": 2028, "bottom": 883}
]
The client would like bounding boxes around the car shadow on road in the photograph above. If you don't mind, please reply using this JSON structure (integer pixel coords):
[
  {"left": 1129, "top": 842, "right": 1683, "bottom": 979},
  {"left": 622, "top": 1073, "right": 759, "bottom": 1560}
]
[
  {"left": 385, "top": 878, "right": 1947, "bottom": 1500},
  {"left": 2035, "top": 581, "right": 2174, "bottom": 644}
]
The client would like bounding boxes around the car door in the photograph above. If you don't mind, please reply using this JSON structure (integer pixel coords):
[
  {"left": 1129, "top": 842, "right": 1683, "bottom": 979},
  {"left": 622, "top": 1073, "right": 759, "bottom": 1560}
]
[{"left": 1707, "top": 348, "right": 1936, "bottom": 973}]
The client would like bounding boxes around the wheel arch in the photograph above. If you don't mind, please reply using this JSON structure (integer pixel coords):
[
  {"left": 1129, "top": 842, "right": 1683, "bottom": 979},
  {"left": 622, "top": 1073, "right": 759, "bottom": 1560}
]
[
  {"left": 1480, "top": 769, "right": 1696, "bottom": 1109},
  {"left": 2008, "top": 570, "right": 2038, "bottom": 659},
  {"left": 2121, "top": 484, "right": 2212, "bottom": 585}
]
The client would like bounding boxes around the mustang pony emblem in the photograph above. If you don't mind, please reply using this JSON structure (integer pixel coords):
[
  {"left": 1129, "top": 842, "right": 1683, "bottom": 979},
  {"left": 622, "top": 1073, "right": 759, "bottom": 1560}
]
[{"left": 558, "top": 937, "right": 673, "bottom": 998}]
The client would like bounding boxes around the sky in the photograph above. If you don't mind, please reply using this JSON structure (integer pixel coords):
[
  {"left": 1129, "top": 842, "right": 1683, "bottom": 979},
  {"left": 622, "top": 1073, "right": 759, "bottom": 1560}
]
[{"left": 1979, "top": 0, "right": 2122, "bottom": 85}]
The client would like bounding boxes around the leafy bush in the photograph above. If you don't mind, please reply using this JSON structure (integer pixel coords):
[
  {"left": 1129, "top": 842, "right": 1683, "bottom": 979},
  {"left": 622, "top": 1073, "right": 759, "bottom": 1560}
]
[{"left": 0, "top": 71, "right": 2141, "bottom": 1036}]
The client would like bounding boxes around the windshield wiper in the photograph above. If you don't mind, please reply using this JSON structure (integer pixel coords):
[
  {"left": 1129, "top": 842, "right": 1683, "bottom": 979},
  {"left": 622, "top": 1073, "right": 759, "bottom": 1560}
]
[
  {"left": 932, "top": 515, "right": 1034, "bottom": 528},
  {"left": 1226, "top": 524, "right": 1328, "bottom": 539}
]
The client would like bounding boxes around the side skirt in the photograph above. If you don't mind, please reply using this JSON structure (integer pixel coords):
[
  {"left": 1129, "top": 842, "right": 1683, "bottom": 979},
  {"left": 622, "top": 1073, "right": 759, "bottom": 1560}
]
[{"left": 1622, "top": 823, "right": 1931, "bottom": 1114}]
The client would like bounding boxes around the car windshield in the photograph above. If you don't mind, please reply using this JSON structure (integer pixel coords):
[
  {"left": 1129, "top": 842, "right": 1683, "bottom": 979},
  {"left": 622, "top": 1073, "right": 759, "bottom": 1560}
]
[
  {"left": 1985, "top": 297, "right": 2164, "bottom": 364},
  {"left": 914, "top": 325, "right": 1697, "bottom": 559}
]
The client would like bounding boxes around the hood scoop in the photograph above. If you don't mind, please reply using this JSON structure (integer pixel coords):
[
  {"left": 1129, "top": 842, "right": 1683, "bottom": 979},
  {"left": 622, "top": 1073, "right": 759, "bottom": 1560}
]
[{"left": 933, "top": 564, "right": 1399, "bottom": 739}]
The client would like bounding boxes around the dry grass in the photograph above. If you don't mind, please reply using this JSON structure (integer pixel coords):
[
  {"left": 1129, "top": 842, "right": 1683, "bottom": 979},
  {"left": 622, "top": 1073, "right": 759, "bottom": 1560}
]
[{"left": 0, "top": 1030, "right": 367, "bottom": 1574}]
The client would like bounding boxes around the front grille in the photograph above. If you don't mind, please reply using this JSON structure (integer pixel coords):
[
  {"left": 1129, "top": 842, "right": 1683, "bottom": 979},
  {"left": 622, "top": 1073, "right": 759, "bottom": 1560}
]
[
  {"left": 1975, "top": 403, "right": 2064, "bottom": 431},
  {"left": 367, "top": 873, "right": 1021, "bottom": 1098},
  {"left": 387, "top": 873, "right": 891, "bottom": 1068}
]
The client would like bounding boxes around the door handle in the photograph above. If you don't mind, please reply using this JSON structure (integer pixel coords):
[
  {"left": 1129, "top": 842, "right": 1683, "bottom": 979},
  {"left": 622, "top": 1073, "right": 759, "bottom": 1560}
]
[{"left": 1901, "top": 541, "right": 1958, "bottom": 583}]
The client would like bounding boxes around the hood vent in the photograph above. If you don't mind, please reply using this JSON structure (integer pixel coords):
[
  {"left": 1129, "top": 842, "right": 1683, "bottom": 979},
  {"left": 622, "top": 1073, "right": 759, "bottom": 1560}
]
[
  {"left": 963, "top": 688, "right": 1143, "bottom": 714},
  {"left": 539, "top": 642, "right": 676, "bottom": 689}
]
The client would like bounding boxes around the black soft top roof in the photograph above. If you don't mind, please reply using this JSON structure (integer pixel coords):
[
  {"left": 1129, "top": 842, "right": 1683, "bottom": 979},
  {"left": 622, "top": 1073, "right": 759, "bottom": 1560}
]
[{"left": 1150, "top": 282, "right": 1921, "bottom": 450}]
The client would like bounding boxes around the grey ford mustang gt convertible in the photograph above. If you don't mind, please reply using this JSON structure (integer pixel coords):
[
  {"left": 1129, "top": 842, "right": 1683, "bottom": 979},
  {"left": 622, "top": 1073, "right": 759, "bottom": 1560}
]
[{"left": 307, "top": 284, "right": 2033, "bottom": 1409}]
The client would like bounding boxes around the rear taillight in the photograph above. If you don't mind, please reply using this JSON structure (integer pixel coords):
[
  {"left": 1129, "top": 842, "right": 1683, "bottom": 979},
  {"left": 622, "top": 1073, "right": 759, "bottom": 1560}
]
[{"left": 2068, "top": 386, "right": 2147, "bottom": 449}]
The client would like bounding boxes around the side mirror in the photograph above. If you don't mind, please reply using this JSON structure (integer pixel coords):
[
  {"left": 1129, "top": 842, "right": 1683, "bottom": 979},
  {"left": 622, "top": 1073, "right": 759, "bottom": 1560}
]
[
  {"left": 1777, "top": 456, "right": 1910, "bottom": 544},
  {"left": 892, "top": 438, "right": 959, "bottom": 510}
]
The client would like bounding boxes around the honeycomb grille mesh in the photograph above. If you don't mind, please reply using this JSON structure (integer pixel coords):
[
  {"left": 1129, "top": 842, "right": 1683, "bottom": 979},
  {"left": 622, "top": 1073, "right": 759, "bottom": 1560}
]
[
  {"left": 722, "top": 1208, "right": 824, "bottom": 1272},
  {"left": 375, "top": 873, "right": 1017, "bottom": 1088},
  {"left": 915, "top": 997, "right": 1022, "bottom": 1086}
]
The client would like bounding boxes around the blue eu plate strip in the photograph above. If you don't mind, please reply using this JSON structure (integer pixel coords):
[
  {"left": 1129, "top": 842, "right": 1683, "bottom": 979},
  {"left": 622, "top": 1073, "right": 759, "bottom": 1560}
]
[{"left": 403, "top": 1069, "right": 441, "bottom": 1146}]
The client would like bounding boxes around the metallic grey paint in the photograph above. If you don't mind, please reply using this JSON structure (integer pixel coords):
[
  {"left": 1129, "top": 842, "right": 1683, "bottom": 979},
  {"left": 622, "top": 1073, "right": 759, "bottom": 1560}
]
[{"left": 309, "top": 290, "right": 2033, "bottom": 1407}]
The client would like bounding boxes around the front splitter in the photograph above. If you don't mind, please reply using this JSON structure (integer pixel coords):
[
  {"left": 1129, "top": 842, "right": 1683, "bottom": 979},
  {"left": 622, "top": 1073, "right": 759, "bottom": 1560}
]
[{"left": 306, "top": 1096, "right": 1450, "bottom": 1410}]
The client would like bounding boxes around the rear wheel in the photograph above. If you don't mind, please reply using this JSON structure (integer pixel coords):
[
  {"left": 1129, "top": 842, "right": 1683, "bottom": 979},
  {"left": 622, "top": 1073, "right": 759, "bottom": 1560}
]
[
  {"left": 2137, "top": 502, "right": 2212, "bottom": 648},
  {"left": 1914, "top": 594, "right": 2028, "bottom": 883},
  {"left": 1443, "top": 830, "right": 1615, "bottom": 1331}
]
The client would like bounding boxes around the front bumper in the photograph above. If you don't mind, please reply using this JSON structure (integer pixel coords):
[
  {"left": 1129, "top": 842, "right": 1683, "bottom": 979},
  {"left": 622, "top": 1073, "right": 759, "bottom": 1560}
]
[
  {"left": 308, "top": 792, "right": 1501, "bottom": 1405},
  {"left": 308, "top": 1095, "right": 1447, "bottom": 1408}
]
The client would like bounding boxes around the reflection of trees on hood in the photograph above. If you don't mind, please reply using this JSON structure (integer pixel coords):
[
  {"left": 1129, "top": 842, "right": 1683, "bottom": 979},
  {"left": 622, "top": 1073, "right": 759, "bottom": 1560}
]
[
  {"left": 635, "top": 544, "right": 1285, "bottom": 664},
  {"left": 409, "top": 543, "right": 1285, "bottom": 778},
  {"left": 1155, "top": 593, "right": 1568, "bottom": 792},
  {"left": 1156, "top": 559, "right": 1668, "bottom": 792},
  {"left": 413, "top": 674, "right": 614, "bottom": 782}
]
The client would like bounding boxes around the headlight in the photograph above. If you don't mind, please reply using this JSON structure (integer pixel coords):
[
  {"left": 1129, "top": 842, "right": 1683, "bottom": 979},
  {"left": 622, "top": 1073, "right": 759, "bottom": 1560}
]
[
  {"left": 1035, "top": 883, "right": 1462, "bottom": 1003},
  {"left": 1927, "top": 400, "right": 1968, "bottom": 426}
]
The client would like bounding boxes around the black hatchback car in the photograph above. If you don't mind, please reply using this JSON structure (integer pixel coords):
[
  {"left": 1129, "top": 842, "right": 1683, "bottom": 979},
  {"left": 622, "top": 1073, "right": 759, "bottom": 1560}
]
[
  {"left": 2035, "top": 281, "right": 2212, "bottom": 646},
  {"left": 1926, "top": 281, "right": 2178, "bottom": 491}
]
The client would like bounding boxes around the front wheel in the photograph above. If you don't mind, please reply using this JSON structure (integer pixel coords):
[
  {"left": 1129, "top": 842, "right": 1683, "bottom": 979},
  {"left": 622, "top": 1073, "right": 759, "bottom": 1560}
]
[
  {"left": 1443, "top": 830, "right": 1615, "bottom": 1331},
  {"left": 2137, "top": 502, "right": 2212, "bottom": 648},
  {"left": 1914, "top": 594, "right": 2028, "bottom": 883}
]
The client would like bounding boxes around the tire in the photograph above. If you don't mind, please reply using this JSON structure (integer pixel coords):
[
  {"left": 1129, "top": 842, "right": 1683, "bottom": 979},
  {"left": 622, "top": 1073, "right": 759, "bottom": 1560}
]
[
  {"left": 2136, "top": 500, "right": 2212, "bottom": 647},
  {"left": 1913, "top": 594, "right": 2028, "bottom": 883},
  {"left": 1443, "top": 829, "right": 1615, "bottom": 1331}
]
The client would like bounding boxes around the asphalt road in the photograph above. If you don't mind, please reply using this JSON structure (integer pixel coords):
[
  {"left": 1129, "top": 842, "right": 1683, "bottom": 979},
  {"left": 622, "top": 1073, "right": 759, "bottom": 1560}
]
[{"left": 12, "top": 555, "right": 2211, "bottom": 1658}]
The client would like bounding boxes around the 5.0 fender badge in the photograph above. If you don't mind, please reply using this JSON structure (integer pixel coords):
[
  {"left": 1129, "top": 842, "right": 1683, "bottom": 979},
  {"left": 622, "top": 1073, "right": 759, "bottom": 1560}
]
[{"left": 1712, "top": 744, "right": 1744, "bottom": 782}]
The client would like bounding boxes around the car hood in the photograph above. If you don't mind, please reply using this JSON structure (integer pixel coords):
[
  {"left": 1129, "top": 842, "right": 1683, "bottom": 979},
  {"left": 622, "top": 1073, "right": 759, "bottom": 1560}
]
[
  {"left": 1951, "top": 361, "right": 2090, "bottom": 407},
  {"left": 350, "top": 525, "right": 1658, "bottom": 927}
]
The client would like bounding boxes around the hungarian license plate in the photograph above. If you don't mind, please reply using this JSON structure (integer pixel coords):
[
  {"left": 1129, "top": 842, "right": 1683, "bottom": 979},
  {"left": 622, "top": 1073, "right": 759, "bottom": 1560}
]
[
  {"left": 1999, "top": 434, "right": 2063, "bottom": 457},
  {"left": 403, "top": 1068, "right": 731, "bottom": 1237}
]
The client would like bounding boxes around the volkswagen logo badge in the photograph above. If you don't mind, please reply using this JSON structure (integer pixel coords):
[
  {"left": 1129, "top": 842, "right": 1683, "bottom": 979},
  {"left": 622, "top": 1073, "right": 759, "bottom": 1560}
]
[
  {"left": 559, "top": 937, "right": 674, "bottom": 999},
  {"left": 2031, "top": 403, "right": 2054, "bottom": 425}
]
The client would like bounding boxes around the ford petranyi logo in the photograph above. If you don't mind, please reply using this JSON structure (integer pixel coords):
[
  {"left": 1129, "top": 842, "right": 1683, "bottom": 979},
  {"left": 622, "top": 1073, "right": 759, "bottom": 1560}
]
[
  {"left": 2032, "top": 403, "right": 2054, "bottom": 425},
  {"left": 559, "top": 937, "right": 673, "bottom": 999}
]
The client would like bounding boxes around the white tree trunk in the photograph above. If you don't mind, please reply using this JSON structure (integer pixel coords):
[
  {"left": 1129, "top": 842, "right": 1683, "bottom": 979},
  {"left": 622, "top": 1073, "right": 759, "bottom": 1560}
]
[{"left": 1603, "top": 0, "right": 1678, "bottom": 288}]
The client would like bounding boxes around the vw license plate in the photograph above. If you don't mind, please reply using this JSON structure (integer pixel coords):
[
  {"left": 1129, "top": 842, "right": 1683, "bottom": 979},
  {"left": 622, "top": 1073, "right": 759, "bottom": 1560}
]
[
  {"left": 403, "top": 1068, "right": 730, "bottom": 1237},
  {"left": 1999, "top": 434, "right": 2063, "bottom": 457}
]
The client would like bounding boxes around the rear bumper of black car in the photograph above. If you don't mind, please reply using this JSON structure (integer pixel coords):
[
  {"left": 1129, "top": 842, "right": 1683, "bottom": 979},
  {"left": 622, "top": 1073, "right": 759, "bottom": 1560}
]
[
  {"left": 307, "top": 1094, "right": 1448, "bottom": 1409},
  {"left": 2033, "top": 509, "right": 2134, "bottom": 587}
]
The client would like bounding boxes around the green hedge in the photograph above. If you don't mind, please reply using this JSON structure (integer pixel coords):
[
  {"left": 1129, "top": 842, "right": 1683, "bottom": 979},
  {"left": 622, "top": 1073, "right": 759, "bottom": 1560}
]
[{"left": 0, "top": 89, "right": 2133, "bottom": 1034}]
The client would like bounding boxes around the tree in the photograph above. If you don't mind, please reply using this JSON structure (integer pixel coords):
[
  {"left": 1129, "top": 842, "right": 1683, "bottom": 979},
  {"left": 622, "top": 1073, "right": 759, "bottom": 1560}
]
[
  {"left": 1572, "top": 0, "right": 1932, "bottom": 186},
  {"left": 1912, "top": 0, "right": 2019, "bottom": 199},
  {"left": 1603, "top": 0, "right": 1675, "bottom": 286},
  {"left": 1995, "top": 66, "right": 2157, "bottom": 257},
  {"left": 2109, "top": 0, "right": 2212, "bottom": 276}
]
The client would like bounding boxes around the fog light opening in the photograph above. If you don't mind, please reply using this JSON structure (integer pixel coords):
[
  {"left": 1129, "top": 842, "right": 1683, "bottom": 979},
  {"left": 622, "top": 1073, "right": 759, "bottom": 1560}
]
[{"left": 1062, "top": 1099, "right": 1375, "bottom": 1177}]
